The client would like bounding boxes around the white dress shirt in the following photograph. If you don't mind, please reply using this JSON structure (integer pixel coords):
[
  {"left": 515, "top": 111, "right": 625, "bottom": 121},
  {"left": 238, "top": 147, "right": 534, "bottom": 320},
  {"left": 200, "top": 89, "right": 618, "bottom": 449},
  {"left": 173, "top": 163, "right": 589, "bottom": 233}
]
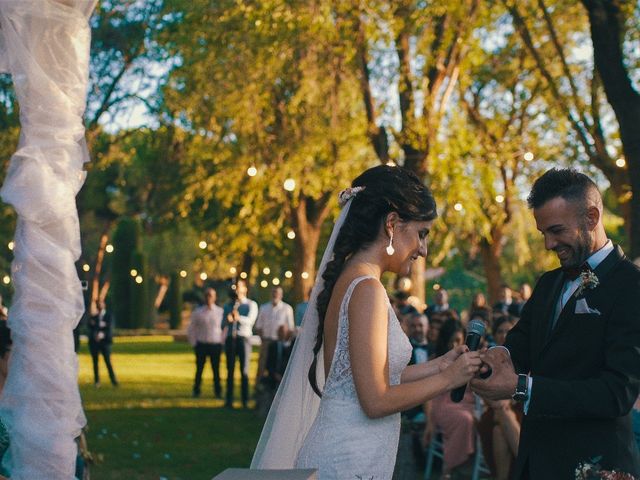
[
  {"left": 255, "top": 301, "right": 295, "bottom": 340},
  {"left": 187, "top": 304, "right": 224, "bottom": 346}
]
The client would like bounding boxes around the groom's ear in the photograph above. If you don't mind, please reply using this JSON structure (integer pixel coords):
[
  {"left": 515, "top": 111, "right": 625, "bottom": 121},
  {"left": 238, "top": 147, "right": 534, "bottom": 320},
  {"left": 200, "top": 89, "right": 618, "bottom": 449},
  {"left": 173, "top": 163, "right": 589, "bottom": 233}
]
[{"left": 585, "top": 205, "right": 600, "bottom": 230}]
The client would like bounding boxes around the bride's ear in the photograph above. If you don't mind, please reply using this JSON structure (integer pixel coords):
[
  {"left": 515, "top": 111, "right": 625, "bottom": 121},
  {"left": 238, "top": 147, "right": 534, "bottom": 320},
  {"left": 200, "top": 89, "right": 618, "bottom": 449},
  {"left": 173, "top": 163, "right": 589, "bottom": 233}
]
[{"left": 385, "top": 212, "right": 400, "bottom": 237}]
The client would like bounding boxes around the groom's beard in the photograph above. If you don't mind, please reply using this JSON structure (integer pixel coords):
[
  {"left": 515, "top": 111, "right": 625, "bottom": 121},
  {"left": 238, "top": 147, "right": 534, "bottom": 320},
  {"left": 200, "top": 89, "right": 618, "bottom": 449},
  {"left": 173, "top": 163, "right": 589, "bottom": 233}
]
[{"left": 555, "top": 225, "right": 591, "bottom": 269}]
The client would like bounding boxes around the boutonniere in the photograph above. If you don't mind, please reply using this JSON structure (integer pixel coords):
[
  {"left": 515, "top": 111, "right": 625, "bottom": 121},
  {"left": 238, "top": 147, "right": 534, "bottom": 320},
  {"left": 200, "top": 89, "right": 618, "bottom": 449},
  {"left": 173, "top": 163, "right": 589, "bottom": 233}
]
[{"left": 575, "top": 270, "right": 599, "bottom": 297}]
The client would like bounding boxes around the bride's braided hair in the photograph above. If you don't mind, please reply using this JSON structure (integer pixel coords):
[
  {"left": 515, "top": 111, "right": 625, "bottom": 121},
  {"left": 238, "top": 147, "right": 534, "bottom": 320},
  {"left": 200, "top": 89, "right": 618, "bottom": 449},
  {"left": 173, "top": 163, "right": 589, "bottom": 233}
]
[{"left": 309, "top": 165, "right": 437, "bottom": 396}]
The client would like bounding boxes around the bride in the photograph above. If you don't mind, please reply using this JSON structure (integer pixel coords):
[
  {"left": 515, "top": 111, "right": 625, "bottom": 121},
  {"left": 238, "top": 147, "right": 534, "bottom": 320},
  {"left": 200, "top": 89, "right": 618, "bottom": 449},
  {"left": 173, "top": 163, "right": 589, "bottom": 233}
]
[{"left": 252, "top": 165, "right": 482, "bottom": 478}]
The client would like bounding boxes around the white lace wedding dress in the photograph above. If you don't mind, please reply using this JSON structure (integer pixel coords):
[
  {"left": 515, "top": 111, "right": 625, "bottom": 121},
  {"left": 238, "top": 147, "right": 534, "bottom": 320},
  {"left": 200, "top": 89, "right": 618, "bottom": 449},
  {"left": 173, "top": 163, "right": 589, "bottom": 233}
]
[{"left": 295, "top": 276, "right": 413, "bottom": 479}]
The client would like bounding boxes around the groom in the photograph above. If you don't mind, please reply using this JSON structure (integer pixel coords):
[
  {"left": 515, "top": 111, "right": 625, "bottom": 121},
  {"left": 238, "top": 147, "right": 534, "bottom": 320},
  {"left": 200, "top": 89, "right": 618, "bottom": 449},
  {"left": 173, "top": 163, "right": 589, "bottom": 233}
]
[{"left": 471, "top": 168, "right": 640, "bottom": 478}]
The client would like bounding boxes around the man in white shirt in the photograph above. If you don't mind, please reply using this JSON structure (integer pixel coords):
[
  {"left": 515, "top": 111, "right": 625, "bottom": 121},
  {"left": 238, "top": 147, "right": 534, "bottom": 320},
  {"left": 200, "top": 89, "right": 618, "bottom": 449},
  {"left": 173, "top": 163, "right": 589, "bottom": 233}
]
[
  {"left": 187, "top": 288, "right": 224, "bottom": 398},
  {"left": 222, "top": 279, "right": 258, "bottom": 408},
  {"left": 255, "top": 286, "right": 294, "bottom": 382}
]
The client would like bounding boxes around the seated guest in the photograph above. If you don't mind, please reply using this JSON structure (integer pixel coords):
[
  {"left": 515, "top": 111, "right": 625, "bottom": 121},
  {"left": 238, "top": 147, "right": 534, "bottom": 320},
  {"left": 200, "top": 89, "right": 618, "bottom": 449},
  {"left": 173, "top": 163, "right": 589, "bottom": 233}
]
[
  {"left": 425, "top": 288, "right": 455, "bottom": 318},
  {"left": 401, "top": 313, "right": 431, "bottom": 469},
  {"left": 477, "top": 315, "right": 522, "bottom": 480},
  {"left": 469, "top": 292, "right": 492, "bottom": 319},
  {"left": 425, "top": 318, "right": 478, "bottom": 478},
  {"left": 507, "top": 283, "right": 531, "bottom": 318},
  {"left": 256, "top": 323, "right": 293, "bottom": 416},
  {"left": 492, "top": 285, "right": 513, "bottom": 315}
]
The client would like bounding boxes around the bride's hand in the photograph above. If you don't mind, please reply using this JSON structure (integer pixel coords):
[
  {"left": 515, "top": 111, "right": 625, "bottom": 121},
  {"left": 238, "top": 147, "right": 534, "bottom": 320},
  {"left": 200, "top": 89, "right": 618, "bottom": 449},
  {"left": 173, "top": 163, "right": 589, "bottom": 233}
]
[
  {"left": 438, "top": 344, "right": 467, "bottom": 373},
  {"left": 441, "top": 350, "right": 483, "bottom": 389}
]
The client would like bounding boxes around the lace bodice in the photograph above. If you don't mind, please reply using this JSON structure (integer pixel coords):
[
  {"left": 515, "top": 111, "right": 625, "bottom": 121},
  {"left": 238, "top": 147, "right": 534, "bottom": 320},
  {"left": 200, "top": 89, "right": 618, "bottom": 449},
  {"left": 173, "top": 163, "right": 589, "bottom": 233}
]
[
  {"left": 323, "top": 275, "right": 412, "bottom": 401},
  {"left": 295, "top": 275, "right": 413, "bottom": 478}
]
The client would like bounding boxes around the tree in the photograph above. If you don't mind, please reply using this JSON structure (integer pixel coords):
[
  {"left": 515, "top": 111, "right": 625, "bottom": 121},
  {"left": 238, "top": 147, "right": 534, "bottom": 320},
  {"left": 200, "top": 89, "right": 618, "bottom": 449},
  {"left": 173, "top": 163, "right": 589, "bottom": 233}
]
[
  {"left": 502, "top": 0, "right": 639, "bottom": 256},
  {"left": 351, "top": 0, "right": 483, "bottom": 302},
  {"left": 581, "top": 0, "right": 640, "bottom": 259},
  {"left": 160, "top": 0, "right": 371, "bottom": 301}
]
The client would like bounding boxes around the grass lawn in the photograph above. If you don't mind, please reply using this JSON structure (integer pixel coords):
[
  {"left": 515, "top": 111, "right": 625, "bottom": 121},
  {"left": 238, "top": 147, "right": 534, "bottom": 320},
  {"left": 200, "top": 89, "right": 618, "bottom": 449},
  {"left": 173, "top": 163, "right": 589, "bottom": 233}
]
[{"left": 78, "top": 336, "right": 264, "bottom": 480}]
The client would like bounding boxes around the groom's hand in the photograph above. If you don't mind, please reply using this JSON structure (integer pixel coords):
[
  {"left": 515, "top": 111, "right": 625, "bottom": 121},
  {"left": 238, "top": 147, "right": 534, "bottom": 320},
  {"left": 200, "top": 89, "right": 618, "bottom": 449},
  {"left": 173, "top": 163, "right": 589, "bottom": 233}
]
[{"left": 470, "top": 347, "right": 518, "bottom": 401}]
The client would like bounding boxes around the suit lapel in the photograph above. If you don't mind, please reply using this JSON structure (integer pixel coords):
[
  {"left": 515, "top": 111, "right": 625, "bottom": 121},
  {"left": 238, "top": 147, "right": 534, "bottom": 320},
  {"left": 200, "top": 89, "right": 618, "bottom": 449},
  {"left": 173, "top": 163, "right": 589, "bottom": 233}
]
[
  {"left": 541, "top": 245, "right": 625, "bottom": 349},
  {"left": 537, "top": 271, "right": 565, "bottom": 350}
]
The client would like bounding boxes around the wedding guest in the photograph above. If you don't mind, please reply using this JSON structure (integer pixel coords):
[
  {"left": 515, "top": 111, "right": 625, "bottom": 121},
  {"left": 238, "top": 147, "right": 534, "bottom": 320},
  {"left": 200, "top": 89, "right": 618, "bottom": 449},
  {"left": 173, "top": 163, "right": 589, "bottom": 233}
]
[
  {"left": 400, "top": 313, "right": 432, "bottom": 471},
  {"left": 255, "top": 286, "right": 294, "bottom": 382},
  {"left": 492, "top": 285, "right": 513, "bottom": 315},
  {"left": 222, "top": 280, "right": 258, "bottom": 409},
  {"left": 477, "top": 315, "right": 522, "bottom": 480},
  {"left": 469, "top": 292, "right": 491, "bottom": 321},
  {"left": 425, "top": 288, "right": 453, "bottom": 318},
  {"left": 294, "top": 288, "right": 312, "bottom": 328},
  {"left": 187, "top": 287, "right": 224, "bottom": 398},
  {"left": 88, "top": 299, "right": 118, "bottom": 387},
  {"left": 425, "top": 318, "right": 478, "bottom": 478},
  {"left": 508, "top": 283, "right": 532, "bottom": 318},
  {"left": 256, "top": 323, "right": 294, "bottom": 416}
]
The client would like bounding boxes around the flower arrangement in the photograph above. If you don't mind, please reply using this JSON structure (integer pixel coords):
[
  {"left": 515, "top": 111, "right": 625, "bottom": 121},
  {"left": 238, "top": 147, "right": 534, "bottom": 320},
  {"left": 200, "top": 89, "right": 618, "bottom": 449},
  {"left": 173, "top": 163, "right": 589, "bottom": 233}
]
[
  {"left": 575, "top": 458, "right": 636, "bottom": 479},
  {"left": 575, "top": 269, "right": 600, "bottom": 297},
  {"left": 338, "top": 186, "right": 366, "bottom": 207}
]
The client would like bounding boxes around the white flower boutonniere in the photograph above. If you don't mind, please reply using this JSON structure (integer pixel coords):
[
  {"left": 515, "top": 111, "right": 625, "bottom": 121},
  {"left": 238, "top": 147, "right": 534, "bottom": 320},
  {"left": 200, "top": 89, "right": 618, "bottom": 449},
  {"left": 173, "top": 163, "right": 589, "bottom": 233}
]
[{"left": 575, "top": 270, "right": 599, "bottom": 297}]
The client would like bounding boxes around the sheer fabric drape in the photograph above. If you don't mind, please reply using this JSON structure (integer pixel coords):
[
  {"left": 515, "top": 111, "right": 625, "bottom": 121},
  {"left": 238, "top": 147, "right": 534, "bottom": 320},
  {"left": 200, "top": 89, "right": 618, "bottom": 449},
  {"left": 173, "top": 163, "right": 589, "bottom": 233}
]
[{"left": 0, "top": 1, "right": 96, "bottom": 477}]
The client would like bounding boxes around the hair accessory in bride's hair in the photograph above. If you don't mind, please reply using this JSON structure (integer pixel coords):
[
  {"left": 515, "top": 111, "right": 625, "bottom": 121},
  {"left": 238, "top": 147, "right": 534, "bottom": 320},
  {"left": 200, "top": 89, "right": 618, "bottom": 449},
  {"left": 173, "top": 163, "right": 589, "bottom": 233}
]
[{"left": 338, "top": 186, "right": 366, "bottom": 207}]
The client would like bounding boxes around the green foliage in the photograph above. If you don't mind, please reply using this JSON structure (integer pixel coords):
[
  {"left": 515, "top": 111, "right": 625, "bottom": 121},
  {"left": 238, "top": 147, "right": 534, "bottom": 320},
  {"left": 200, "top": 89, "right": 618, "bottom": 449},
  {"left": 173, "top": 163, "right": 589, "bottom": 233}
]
[
  {"left": 167, "top": 272, "right": 183, "bottom": 329},
  {"left": 111, "top": 217, "right": 141, "bottom": 328},
  {"left": 130, "top": 250, "right": 151, "bottom": 328}
]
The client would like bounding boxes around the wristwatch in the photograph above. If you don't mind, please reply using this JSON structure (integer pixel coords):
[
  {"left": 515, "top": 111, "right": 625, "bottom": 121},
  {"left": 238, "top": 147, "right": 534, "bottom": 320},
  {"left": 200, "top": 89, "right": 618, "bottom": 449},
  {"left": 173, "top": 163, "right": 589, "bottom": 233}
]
[{"left": 512, "top": 374, "right": 529, "bottom": 402}]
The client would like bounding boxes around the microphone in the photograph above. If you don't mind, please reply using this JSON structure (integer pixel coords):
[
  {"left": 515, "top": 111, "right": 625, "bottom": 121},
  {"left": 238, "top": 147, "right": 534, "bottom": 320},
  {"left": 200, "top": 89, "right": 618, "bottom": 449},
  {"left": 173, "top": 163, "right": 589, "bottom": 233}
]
[{"left": 450, "top": 318, "right": 486, "bottom": 403}]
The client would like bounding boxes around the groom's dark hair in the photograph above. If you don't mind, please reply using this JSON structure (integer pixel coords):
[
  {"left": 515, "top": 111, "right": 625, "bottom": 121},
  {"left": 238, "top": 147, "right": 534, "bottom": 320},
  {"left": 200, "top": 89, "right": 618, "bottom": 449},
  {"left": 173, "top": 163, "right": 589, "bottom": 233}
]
[
  {"left": 308, "top": 165, "right": 437, "bottom": 397},
  {"left": 527, "top": 168, "right": 599, "bottom": 210}
]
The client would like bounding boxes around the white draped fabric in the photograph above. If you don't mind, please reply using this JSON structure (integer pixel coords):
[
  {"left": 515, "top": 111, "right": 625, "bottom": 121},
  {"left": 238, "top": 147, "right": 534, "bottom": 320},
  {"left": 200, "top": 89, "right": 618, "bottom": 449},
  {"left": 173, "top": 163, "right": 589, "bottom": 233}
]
[{"left": 0, "top": 1, "right": 96, "bottom": 477}]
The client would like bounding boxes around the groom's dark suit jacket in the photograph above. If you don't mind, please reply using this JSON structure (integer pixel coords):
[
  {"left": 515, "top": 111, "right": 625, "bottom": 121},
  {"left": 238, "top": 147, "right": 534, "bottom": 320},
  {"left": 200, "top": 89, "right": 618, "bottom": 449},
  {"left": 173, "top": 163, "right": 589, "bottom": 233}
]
[{"left": 505, "top": 245, "right": 640, "bottom": 478}]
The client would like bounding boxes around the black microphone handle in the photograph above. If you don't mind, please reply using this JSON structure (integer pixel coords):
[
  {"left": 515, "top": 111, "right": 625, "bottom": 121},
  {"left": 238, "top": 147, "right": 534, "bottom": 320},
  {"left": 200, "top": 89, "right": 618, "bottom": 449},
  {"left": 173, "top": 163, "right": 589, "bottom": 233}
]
[{"left": 450, "top": 332, "right": 482, "bottom": 403}]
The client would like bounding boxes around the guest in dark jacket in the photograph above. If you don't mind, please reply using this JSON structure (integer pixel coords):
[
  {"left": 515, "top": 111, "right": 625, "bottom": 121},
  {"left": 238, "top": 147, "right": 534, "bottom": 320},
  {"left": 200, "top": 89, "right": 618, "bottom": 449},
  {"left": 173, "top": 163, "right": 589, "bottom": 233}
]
[{"left": 88, "top": 299, "right": 118, "bottom": 387}]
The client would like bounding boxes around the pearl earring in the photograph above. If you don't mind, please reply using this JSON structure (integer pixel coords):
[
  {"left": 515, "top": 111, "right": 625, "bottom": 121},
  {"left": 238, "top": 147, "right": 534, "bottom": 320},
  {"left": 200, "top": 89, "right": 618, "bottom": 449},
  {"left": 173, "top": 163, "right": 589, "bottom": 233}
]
[{"left": 386, "top": 230, "right": 395, "bottom": 256}]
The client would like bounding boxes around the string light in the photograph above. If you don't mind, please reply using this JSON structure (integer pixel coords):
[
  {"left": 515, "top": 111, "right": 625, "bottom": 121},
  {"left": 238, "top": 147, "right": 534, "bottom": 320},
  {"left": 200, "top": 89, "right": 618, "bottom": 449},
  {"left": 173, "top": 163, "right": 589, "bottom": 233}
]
[
  {"left": 247, "top": 166, "right": 258, "bottom": 177},
  {"left": 135, "top": 276, "right": 143, "bottom": 284},
  {"left": 283, "top": 178, "right": 296, "bottom": 191},
  {"left": 287, "top": 230, "right": 296, "bottom": 240},
  {"left": 2, "top": 276, "right": 9, "bottom": 285},
  {"left": 301, "top": 271, "right": 309, "bottom": 280},
  {"left": 454, "top": 203, "right": 463, "bottom": 211},
  {"left": 616, "top": 158, "right": 626, "bottom": 168},
  {"left": 260, "top": 280, "right": 268, "bottom": 288},
  {"left": 523, "top": 151, "right": 534, "bottom": 162},
  {"left": 7, "top": 242, "right": 14, "bottom": 251},
  {"left": 82, "top": 264, "right": 90, "bottom": 272},
  {"left": 433, "top": 283, "right": 441, "bottom": 290},
  {"left": 263, "top": 267, "right": 271, "bottom": 275},
  {"left": 240, "top": 272, "right": 247, "bottom": 279},
  {"left": 495, "top": 195, "right": 505, "bottom": 203},
  {"left": 105, "top": 244, "right": 114, "bottom": 253},
  {"left": 130, "top": 269, "right": 138, "bottom": 277},
  {"left": 230, "top": 267, "right": 237, "bottom": 275},
  {"left": 272, "top": 278, "right": 280, "bottom": 286},
  {"left": 179, "top": 270, "right": 187, "bottom": 278},
  {"left": 200, "top": 272, "right": 208, "bottom": 281},
  {"left": 285, "top": 271, "right": 292, "bottom": 278},
  {"left": 198, "top": 240, "right": 207, "bottom": 249}
]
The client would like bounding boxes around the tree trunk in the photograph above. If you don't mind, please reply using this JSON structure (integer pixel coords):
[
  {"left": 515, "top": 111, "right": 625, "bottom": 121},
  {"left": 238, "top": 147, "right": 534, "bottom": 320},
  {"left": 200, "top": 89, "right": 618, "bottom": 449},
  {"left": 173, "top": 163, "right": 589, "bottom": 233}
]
[
  {"left": 479, "top": 238, "right": 504, "bottom": 304},
  {"left": 291, "top": 194, "right": 332, "bottom": 303},
  {"left": 90, "top": 220, "right": 112, "bottom": 308},
  {"left": 582, "top": 0, "right": 640, "bottom": 258}
]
